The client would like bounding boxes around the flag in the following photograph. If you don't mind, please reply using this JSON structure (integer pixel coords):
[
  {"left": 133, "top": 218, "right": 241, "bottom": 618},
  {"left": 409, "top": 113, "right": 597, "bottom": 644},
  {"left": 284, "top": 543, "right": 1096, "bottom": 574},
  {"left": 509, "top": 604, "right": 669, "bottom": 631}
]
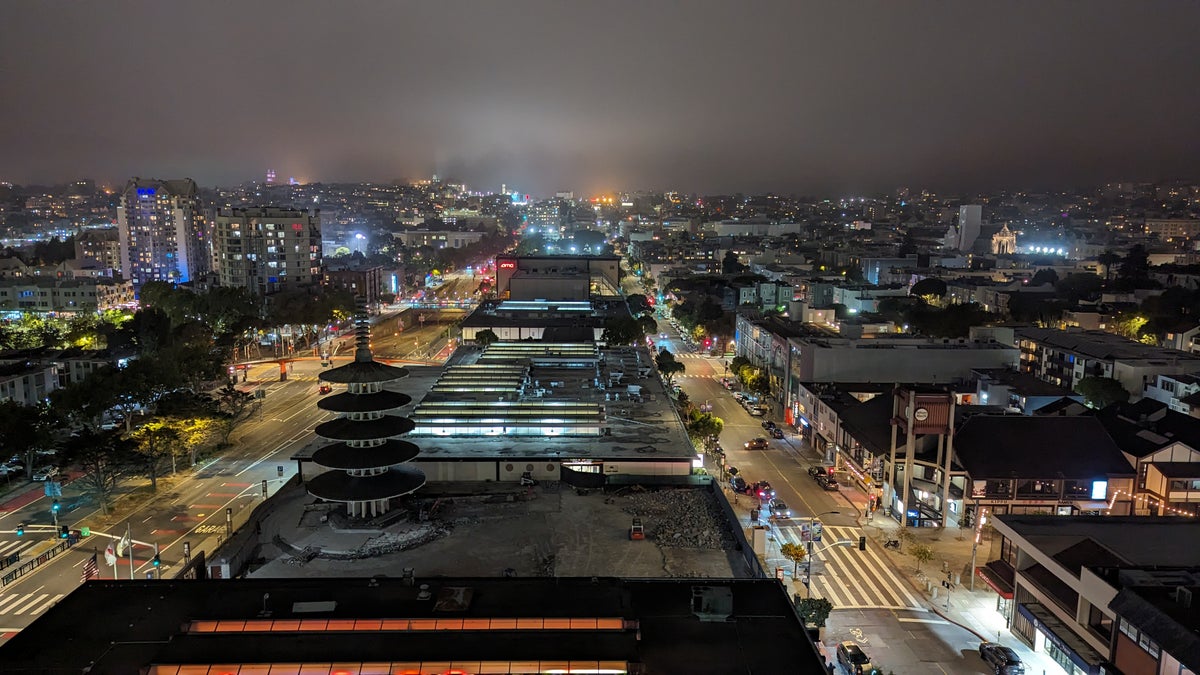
[
  {"left": 104, "top": 542, "right": 116, "bottom": 566},
  {"left": 116, "top": 530, "right": 130, "bottom": 557},
  {"left": 81, "top": 553, "right": 99, "bottom": 583}
]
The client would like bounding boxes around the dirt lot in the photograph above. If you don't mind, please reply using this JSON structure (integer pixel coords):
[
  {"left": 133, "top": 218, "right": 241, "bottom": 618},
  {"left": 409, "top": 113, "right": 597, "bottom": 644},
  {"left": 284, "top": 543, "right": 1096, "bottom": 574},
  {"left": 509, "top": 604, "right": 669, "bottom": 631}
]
[{"left": 250, "top": 483, "right": 749, "bottom": 579}]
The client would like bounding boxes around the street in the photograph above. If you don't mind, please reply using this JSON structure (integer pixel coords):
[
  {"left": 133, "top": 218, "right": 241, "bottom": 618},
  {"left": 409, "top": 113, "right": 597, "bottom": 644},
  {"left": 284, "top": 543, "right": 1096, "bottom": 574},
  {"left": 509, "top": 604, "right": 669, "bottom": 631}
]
[
  {"left": 655, "top": 315, "right": 1000, "bottom": 674},
  {"left": 0, "top": 316, "right": 454, "bottom": 639}
]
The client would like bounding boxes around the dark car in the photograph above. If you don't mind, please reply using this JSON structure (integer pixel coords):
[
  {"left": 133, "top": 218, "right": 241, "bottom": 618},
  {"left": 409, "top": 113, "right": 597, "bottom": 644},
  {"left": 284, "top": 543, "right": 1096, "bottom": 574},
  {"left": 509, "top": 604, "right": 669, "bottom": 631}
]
[
  {"left": 730, "top": 476, "right": 753, "bottom": 494},
  {"left": 744, "top": 437, "right": 769, "bottom": 450},
  {"left": 770, "top": 427, "right": 785, "bottom": 439},
  {"left": 808, "top": 466, "right": 829, "bottom": 479},
  {"left": 836, "top": 641, "right": 873, "bottom": 674},
  {"left": 980, "top": 642, "right": 1025, "bottom": 674},
  {"left": 318, "top": 383, "right": 333, "bottom": 394},
  {"left": 818, "top": 475, "right": 840, "bottom": 491},
  {"left": 768, "top": 498, "right": 792, "bottom": 519},
  {"left": 752, "top": 481, "right": 775, "bottom": 499},
  {"left": 762, "top": 420, "right": 776, "bottom": 430}
]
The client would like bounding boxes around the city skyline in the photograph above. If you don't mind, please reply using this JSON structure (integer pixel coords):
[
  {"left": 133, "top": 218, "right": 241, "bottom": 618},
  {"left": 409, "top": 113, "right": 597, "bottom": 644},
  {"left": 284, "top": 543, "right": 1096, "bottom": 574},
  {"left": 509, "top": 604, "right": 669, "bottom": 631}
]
[{"left": 3, "top": 1, "right": 1200, "bottom": 195}]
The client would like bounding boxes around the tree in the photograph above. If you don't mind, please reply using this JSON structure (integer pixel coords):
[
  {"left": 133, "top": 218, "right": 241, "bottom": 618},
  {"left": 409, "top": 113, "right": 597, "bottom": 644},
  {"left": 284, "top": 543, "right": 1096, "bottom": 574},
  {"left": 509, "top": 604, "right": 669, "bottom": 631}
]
[
  {"left": 474, "top": 329, "right": 499, "bottom": 347},
  {"left": 59, "top": 428, "right": 138, "bottom": 515},
  {"left": 909, "top": 278, "right": 947, "bottom": 299},
  {"left": 793, "top": 596, "right": 834, "bottom": 628},
  {"left": 0, "top": 401, "right": 53, "bottom": 474},
  {"left": 215, "top": 383, "right": 260, "bottom": 444},
  {"left": 626, "top": 293, "right": 652, "bottom": 315},
  {"left": 655, "top": 348, "right": 685, "bottom": 388},
  {"left": 1118, "top": 244, "right": 1150, "bottom": 282},
  {"left": 601, "top": 317, "right": 644, "bottom": 345},
  {"left": 1030, "top": 268, "right": 1059, "bottom": 286},
  {"left": 1075, "top": 376, "right": 1130, "bottom": 408},
  {"left": 129, "top": 420, "right": 182, "bottom": 492},
  {"left": 909, "top": 542, "right": 934, "bottom": 572},
  {"left": 722, "top": 250, "right": 747, "bottom": 274},
  {"left": 780, "top": 542, "right": 807, "bottom": 576},
  {"left": 686, "top": 412, "right": 724, "bottom": 443},
  {"left": 1097, "top": 250, "right": 1121, "bottom": 283}
]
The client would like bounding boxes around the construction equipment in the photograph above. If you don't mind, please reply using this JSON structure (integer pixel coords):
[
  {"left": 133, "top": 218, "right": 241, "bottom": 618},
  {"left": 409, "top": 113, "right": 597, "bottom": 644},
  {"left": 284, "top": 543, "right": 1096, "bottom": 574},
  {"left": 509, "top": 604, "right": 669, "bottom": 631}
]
[{"left": 629, "top": 518, "right": 645, "bottom": 540}]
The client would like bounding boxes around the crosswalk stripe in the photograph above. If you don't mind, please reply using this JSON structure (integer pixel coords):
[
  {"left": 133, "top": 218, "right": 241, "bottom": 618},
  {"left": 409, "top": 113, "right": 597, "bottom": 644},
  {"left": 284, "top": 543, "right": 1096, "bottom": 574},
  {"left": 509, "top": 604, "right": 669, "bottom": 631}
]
[
  {"left": 773, "top": 524, "right": 925, "bottom": 610},
  {"left": 10, "top": 593, "right": 48, "bottom": 615},
  {"left": 0, "top": 540, "right": 33, "bottom": 556},
  {"left": 26, "top": 594, "right": 63, "bottom": 616},
  {"left": 0, "top": 595, "right": 24, "bottom": 611},
  {"left": 823, "top": 525, "right": 919, "bottom": 608}
]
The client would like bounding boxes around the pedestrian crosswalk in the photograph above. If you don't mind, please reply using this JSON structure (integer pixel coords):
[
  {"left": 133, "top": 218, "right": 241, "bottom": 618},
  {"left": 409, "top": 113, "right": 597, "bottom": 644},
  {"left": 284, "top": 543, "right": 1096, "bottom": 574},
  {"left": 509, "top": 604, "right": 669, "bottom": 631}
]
[
  {"left": 0, "top": 591, "right": 65, "bottom": 618},
  {"left": 0, "top": 540, "right": 66, "bottom": 623},
  {"left": 773, "top": 524, "right": 925, "bottom": 610},
  {"left": 0, "top": 540, "right": 37, "bottom": 559}
]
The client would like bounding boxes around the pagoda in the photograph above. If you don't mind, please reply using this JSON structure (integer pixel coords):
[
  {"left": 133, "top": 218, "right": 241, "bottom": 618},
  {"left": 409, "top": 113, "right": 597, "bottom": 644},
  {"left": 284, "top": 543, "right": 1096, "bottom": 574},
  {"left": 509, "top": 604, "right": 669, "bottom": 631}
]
[{"left": 308, "top": 313, "right": 425, "bottom": 518}]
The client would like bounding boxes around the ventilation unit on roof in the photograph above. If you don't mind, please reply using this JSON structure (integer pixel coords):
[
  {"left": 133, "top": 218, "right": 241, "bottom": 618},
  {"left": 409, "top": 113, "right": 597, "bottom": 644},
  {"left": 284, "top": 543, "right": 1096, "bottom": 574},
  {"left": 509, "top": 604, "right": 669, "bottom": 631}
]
[{"left": 1176, "top": 587, "right": 1193, "bottom": 608}]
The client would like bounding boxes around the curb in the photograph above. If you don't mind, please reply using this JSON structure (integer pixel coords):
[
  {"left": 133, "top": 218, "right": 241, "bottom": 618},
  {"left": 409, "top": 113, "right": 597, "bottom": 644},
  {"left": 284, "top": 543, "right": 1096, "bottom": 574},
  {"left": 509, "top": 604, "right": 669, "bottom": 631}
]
[{"left": 928, "top": 603, "right": 988, "bottom": 642}]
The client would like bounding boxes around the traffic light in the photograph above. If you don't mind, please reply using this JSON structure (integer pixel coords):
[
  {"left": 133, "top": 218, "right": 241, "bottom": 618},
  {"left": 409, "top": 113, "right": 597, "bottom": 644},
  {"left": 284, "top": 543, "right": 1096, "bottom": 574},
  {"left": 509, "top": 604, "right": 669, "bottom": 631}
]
[
  {"left": 152, "top": 554, "right": 161, "bottom": 567},
  {"left": 859, "top": 536, "right": 867, "bottom": 551},
  {"left": 52, "top": 500, "right": 60, "bottom": 512},
  {"left": 60, "top": 525, "right": 69, "bottom": 539},
  {"left": 15, "top": 523, "right": 23, "bottom": 537}
]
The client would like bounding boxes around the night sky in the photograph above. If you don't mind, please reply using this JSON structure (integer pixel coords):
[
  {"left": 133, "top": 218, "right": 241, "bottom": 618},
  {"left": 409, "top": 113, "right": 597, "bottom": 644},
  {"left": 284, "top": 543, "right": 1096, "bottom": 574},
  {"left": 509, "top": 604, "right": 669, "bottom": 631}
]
[{"left": 3, "top": 1, "right": 1199, "bottom": 195}]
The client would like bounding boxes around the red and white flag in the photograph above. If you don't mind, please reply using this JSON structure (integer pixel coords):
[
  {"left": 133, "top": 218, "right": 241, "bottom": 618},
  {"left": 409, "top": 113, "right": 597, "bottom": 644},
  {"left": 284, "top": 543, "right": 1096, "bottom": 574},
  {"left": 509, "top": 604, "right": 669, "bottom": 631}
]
[
  {"left": 104, "top": 542, "right": 116, "bottom": 566},
  {"left": 81, "top": 553, "right": 99, "bottom": 583}
]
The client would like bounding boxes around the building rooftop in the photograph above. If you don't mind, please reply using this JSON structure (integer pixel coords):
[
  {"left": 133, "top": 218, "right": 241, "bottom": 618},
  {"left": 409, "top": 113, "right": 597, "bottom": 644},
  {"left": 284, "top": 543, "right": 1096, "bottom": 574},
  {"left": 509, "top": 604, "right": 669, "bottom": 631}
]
[
  {"left": 954, "top": 415, "right": 1135, "bottom": 479},
  {"left": 1016, "top": 327, "right": 1200, "bottom": 364},
  {"left": 0, "top": 577, "right": 825, "bottom": 674},
  {"left": 995, "top": 515, "right": 1200, "bottom": 568}
]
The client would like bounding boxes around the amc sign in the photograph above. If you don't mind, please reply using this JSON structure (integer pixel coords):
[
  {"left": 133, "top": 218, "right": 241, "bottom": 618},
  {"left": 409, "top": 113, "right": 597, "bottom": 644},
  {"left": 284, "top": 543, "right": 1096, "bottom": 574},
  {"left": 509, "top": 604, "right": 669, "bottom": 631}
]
[{"left": 498, "top": 261, "right": 516, "bottom": 269}]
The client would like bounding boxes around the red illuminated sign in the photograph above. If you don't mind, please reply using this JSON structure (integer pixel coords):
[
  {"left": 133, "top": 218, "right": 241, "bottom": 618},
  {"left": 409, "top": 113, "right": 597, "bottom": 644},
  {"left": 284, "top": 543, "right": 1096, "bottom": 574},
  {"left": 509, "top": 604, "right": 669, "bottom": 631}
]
[{"left": 498, "top": 261, "right": 516, "bottom": 269}]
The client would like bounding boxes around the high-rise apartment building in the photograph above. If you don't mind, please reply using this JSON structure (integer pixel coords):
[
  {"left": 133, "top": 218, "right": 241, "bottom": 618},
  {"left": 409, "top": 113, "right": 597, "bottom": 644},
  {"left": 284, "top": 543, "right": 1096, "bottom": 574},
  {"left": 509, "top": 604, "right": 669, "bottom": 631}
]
[
  {"left": 75, "top": 226, "right": 122, "bottom": 273},
  {"left": 211, "top": 207, "right": 322, "bottom": 295},
  {"left": 116, "top": 178, "right": 208, "bottom": 286},
  {"left": 956, "top": 204, "right": 982, "bottom": 252}
]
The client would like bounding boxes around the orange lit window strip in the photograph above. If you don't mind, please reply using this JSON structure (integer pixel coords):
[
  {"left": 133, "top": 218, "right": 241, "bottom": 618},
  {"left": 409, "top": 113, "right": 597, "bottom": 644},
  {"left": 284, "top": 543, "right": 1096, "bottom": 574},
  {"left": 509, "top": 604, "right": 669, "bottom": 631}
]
[
  {"left": 149, "top": 661, "right": 630, "bottom": 675},
  {"left": 189, "top": 617, "right": 628, "bottom": 634}
]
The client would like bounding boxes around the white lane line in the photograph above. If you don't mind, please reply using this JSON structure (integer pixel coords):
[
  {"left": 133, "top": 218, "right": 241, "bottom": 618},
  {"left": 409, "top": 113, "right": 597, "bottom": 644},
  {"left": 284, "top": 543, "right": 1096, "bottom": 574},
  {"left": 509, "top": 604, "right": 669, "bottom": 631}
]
[{"left": 897, "top": 617, "right": 948, "bottom": 624}]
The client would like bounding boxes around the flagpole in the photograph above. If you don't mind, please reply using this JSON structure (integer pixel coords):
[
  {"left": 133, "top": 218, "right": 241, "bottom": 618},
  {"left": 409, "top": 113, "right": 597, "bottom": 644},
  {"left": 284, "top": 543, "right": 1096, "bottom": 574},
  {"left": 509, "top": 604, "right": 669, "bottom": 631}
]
[{"left": 126, "top": 522, "right": 134, "bottom": 581}]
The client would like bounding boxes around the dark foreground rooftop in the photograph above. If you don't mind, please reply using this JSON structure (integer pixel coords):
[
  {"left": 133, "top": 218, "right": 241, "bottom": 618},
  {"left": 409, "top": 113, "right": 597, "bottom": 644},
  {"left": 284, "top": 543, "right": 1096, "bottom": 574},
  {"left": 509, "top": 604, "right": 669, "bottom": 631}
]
[{"left": 0, "top": 576, "right": 826, "bottom": 675}]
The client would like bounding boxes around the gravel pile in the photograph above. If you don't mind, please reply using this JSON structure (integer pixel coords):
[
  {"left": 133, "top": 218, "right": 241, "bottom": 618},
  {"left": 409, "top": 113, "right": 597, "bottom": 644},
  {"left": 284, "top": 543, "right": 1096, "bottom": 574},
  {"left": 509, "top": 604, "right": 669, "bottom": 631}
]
[{"left": 621, "top": 489, "right": 734, "bottom": 549}]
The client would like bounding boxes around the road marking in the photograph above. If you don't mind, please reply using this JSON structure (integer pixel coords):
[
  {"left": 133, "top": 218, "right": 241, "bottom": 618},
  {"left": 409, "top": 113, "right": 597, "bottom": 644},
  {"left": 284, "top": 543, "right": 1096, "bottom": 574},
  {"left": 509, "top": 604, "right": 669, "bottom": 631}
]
[
  {"left": 26, "top": 595, "right": 62, "bottom": 615},
  {"left": 221, "top": 482, "right": 253, "bottom": 487},
  {"left": 9, "top": 593, "right": 49, "bottom": 614},
  {"left": 150, "top": 529, "right": 183, "bottom": 536},
  {"left": 189, "top": 504, "right": 221, "bottom": 509},
  {"left": 897, "top": 617, "right": 949, "bottom": 624},
  {"left": 207, "top": 493, "right": 239, "bottom": 497}
]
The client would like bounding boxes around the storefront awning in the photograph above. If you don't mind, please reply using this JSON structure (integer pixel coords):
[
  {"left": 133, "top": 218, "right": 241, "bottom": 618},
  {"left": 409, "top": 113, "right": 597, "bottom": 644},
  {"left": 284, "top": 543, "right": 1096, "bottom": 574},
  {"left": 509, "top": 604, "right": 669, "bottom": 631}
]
[{"left": 975, "top": 561, "right": 1014, "bottom": 599}]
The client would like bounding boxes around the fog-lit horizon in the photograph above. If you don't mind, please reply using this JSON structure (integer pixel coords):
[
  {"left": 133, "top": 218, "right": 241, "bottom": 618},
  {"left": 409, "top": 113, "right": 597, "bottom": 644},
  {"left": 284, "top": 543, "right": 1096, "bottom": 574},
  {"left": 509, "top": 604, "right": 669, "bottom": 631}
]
[{"left": 4, "top": 1, "right": 1200, "bottom": 196}]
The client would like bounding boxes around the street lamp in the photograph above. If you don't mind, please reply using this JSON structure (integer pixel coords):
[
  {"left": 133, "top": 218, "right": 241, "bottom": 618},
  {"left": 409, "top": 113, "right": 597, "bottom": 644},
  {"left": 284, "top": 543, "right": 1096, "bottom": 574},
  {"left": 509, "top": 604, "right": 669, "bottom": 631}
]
[{"left": 803, "top": 538, "right": 855, "bottom": 598}]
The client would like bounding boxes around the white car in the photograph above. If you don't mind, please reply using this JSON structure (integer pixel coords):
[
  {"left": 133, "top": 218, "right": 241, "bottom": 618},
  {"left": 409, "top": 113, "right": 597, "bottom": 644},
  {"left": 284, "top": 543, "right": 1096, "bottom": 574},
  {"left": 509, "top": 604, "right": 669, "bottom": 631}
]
[{"left": 32, "top": 466, "right": 59, "bottom": 482}]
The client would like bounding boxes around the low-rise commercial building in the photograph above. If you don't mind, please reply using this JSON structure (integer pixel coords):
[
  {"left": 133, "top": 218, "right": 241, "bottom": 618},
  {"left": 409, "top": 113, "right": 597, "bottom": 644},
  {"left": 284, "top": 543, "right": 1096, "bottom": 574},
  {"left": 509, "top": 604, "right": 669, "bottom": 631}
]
[
  {"left": 0, "top": 275, "right": 134, "bottom": 312},
  {"left": 980, "top": 516, "right": 1200, "bottom": 675}
]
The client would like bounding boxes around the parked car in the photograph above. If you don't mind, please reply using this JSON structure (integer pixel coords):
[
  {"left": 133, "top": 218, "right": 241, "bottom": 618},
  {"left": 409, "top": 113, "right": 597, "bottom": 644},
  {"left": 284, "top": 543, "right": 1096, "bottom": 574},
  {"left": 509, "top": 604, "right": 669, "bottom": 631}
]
[
  {"left": 979, "top": 642, "right": 1026, "bottom": 674},
  {"left": 762, "top": 420, "right": 776, "bottom": 430},
  {"left": 0, "top": 464, "right": 23, "bottom": 477},
  {"left": 730, "top": 476, "right": 752, "bottom": 494},
  {"left": 744, "top": 438, "right": 769, "bottom": 450},
  {"left": 748, "top": 406, "right": 766, "bottom": 417},
  {"left": 733, "top": 392, "right": 746, "bottom": 402},
  {"left": 808, "top": 466, "right": 830, "bottom": 479},
  {"left": 32, "top": 466, "right": 59, "bottom": 482},
  {"left": 818, "top": 475, "right": 840, "bottom": 491},
  {"left": 836, "top": 641, "right": 874, "bottom": 674},
  {"left": 752, "top": 481, "right": 775, "bottom": 499},
  {"left": 768, "top": 499, "right": 792, "bottom": 519},
  {"left": 770, "top": 427, "right": 785, "bottom": 439}
]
